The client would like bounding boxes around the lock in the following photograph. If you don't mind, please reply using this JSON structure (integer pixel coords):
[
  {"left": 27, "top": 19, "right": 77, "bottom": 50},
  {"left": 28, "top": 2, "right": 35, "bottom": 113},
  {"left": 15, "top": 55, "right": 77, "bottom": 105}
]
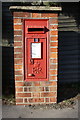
[{"left": 24, "top": 19, "right": 49, "bottom": 81}]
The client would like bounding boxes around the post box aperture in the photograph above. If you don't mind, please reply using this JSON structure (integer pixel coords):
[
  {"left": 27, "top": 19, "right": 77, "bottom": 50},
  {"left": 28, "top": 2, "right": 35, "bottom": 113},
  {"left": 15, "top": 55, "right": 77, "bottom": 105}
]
[
  {"left": 24, "top": 19, "right": 49, "bottom": 81},
  {"left": 28, "top": 28, "right": 44, "bottom": 33}
]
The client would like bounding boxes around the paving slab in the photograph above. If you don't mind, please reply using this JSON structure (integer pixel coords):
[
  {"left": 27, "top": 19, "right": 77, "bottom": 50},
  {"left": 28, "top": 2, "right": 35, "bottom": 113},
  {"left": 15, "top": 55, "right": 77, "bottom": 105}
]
[{"left": 2, "top": 100, "right": 78, "bottom": 118}]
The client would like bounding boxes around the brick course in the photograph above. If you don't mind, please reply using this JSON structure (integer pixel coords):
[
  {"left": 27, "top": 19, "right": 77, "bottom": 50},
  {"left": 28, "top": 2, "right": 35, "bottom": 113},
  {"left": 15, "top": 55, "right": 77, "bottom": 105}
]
[
  {"left": 50, "top": 36, "right": 58, "bottom": 41},
  {"left": 32, "top": 13, "right": 41, "bottom": 18},
  {"left": 14, "top": 25, "right": 22, "bottom": 30},
  {"left": 16, "top": 98, "right": 23, "bottom": 103},
  {"left": 16, "top": 87, "right": 23, "bottom": 92},
  {"left": 15, "top": 76, "right": 23, "bottom": 81},
  {"left": 14, "top": 36, "right": 22, "bottom": 41},
  {"left": 41, "top": 13, "right": 58, "bottom": 18},
  {"left": 14, "top": 18, "right": 22, "bottom": 23},
  {"left": 14, "top": 31, "right": 22, "bottom": 35},
  {"left": 13, "top": 12, "right": 30, "bottom": 17},
  {"left": 16, "top": 93, "right": 31, "bottom": 97}
]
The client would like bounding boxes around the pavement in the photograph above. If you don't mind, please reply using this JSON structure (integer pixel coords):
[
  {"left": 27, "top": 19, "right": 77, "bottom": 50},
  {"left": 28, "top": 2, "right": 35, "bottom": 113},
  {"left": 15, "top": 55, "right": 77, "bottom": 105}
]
[
  {"left": 0, "top": 99, "right": 2, "bottom": 120},
  {"left": 1, "top": 100, "right": 78, "bottom": 119}
]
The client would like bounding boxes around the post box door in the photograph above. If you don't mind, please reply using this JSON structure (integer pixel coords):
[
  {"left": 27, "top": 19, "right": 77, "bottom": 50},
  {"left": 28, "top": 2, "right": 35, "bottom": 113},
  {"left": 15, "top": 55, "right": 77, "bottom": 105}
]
[
  {"left": 26, "top": 38, "right": 47, "bottom": 79},
  {"left": 24, "top": 19, "right": 48, "bottom": 81}
]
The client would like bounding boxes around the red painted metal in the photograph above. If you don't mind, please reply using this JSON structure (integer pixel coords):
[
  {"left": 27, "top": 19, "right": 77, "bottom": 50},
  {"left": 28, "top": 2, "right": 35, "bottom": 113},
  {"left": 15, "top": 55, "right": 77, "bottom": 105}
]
[{"left": 24, "top": 19, "right": 49, "bottom": 81}]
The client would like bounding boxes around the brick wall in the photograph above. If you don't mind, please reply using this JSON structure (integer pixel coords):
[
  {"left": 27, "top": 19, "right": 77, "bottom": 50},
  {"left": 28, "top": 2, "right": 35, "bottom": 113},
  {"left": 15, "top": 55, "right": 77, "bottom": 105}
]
[{"left": 13, "top": 11, "right": 58, "bottom": 105}]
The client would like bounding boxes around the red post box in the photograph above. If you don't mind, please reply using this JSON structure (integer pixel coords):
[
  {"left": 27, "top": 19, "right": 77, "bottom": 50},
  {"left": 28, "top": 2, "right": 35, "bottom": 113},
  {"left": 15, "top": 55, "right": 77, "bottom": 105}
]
[
  {"left": 10, "top": 5, "right": 62, "bottom": 105},
  {"left": 24, "top": 19, "right": 49, "bottom": 81}
]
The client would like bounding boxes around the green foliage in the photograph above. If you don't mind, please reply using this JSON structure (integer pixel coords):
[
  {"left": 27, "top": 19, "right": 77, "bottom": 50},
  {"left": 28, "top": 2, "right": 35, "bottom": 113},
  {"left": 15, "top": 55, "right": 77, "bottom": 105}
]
[
  {"left": 43, "top": 2, "right": 60, "bottom": 6},
  {"left": 30, "top": 2, "right": 61, "bottom": 6}
]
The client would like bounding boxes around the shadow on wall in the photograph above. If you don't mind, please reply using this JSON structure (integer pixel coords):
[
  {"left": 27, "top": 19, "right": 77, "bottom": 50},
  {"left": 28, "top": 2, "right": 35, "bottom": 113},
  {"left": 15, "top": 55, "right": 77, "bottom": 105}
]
[
  {"left": 58, "top": 31, "right": 78, "bottom": 83},
  {"left": 2, "top": 6, "right": 14, "bottom": 46},
  {"left": 2, "top": 2, "right": 31, "bottom": 46},
  {"left": 61, "top": 2, "right": 80, "bottom": 28},
  {"left": 57, "top": 82, "right": 79, "bottom": 103},
  {"left": 2, "top": 3, "right": 14, "bottom": 95},
  {"left": 2, "top": 46, "right": 15, "bottom": 95},
  {"left": 57, "top": 2, "right": 79, "bottom": 102},
  {"left": 57, "top": 31, "right": 79, "bottom": 102}
]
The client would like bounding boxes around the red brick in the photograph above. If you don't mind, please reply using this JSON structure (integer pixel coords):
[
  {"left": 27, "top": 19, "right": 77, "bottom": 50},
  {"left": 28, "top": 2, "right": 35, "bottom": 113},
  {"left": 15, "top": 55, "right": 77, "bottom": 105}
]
[
  {"left": 46, "top": 81, "right": 57, "bottom": 86},
  {"left": 50, "top": 42, "right": 58, "bottom": 47},
  {"left": 32, "top": 93, "right": 40, "bottom": 97},
  {"left": 14, "top": 18, "right": 21, "bottom": 23},
  {"left": 41, "top": 92, "right": 56, "bottom": 97},
  {"left": 50, "top": 70, "right": 57, "bottom": 75},
  {"left": 14, "top": 54, "right": 22, "bottom": 58},
  {"left": 50, "top": 31, "right": 58, "bottom": 35},
  {"left": 50, "top": 48, "right": 58, "bottom": 52},
  {"left": 14, "top": 48, "right": 23, "bottom": 52},
  {"left": 14, "top": 36, "right": 22, "bottom": 41},
  {"left": 50, "top": 19, "right": 58, "bottom": 24},
  {"left": 14, "top": 25, "right": 22, "bottom": 30},
  {"left": 50, "top": 59, "right": 58, "bottom": 63},
  {"left": 24, "top": 98, "right": 28, "bottom": 102},
  {"left": 37, "top": 98, "right": 44, "bottom": 102},
  {"left": 15, "top": 76, "right": 23, "bottom": 81},
  {"left": 50, "top": 25, "right": 58, "bottom": 29},
  {"left": 15, "top": 64, "right": 22, "bottom": 70},
  {"left": 50, "top": 53, "right": 57, "bottom": 58},
  {"left": 30, "top": 87, "right": 42, "bottom": 92},
  {"left": 31, "top": 87, "right": 38, "bottom": 92},
  {"left": 28, "top": 98, "right": 34, "bottom": 103},
  {"left": 14, "top": 42, "right": 22, "bottom": 46},
  {"left": 40, "top": 87, "right": 44, "bottom": 91},
  {"left": 24, "top": 87, "right": 31, "bottom": 92},
  {"left": 40, "top": 81, "right": 46, "bottom": 86},
  {"left": 32, "top": 13, "right": 41, "bottom": 18},
  {"left": 16, "top": 87, "right": 23, "bottom": 92},
  {"left": 45, "top": 87, "right": 49, "bottom": 92},
  {"left": 50, "top": 36, "right": 58, "bottom": 41},
  {"left": 50, "top": 97, "right": 57, "bottom": 102},
  {"left": 26, "top": 87, "right": 44, "bottom": 92},
  {"left": 45, "top": 98, "right": 49, "bottom": 102},
  {"left": 28, "top": 87, "right": 36, "bottom": 92},
  {"left": 49, "top": 76, "right": 57, "bottom": 80},
  {"left": 15, "top": 70, "right": 22, "bottom": 75},
  {"left": 26, "top": 82, "right": 32, "bottom": 86},
  {"left": 50, "top": 64, "right": 57, "bottom": 69},
  {"left": 13, "top": 12, "right": 30, "bottom": 17},
  {"left": 14, "top": 31, "right": 22, "bottom": 35},
  {"left": 15, "top": 82, "right": 24, "bottom": 86},
  {"left": 16, "top": 93, "right": 31, "bottom": 97},
  {"left": 14, "top": 59, "right": 22, "bottom": 64},
  {"left": 16, "top": 103, "right": 30, "bottom": 105},
  {"left": 34, "top": 81, "right": 40, "bottom": 86},
  {"left": 28, "top": 98, "right": 44, "bottom": 103},
  {"left": 16, "top": 98, "right": 23, "bottom": 103},
  {"left": 41, "top": 13, "right": 58, "bottom": 18},
  {"left": 24, "top": 88, "right": 27, "bottom": 92},
  {"left": 50, "top": 87, "right": 57, "bottom": 91}
]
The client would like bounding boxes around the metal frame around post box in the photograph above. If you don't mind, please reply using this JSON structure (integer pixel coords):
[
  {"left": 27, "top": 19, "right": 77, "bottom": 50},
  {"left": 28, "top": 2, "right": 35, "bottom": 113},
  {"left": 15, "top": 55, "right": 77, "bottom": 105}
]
[{"left": 23, "top": 19, "right": 50, "bottom": 81}]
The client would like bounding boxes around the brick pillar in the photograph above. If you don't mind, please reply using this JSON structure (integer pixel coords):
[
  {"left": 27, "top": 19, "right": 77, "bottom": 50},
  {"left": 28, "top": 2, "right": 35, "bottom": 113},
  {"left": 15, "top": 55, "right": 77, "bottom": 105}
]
[{"left": 13, "top": 11, "right": 58, "bottom": 105}]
